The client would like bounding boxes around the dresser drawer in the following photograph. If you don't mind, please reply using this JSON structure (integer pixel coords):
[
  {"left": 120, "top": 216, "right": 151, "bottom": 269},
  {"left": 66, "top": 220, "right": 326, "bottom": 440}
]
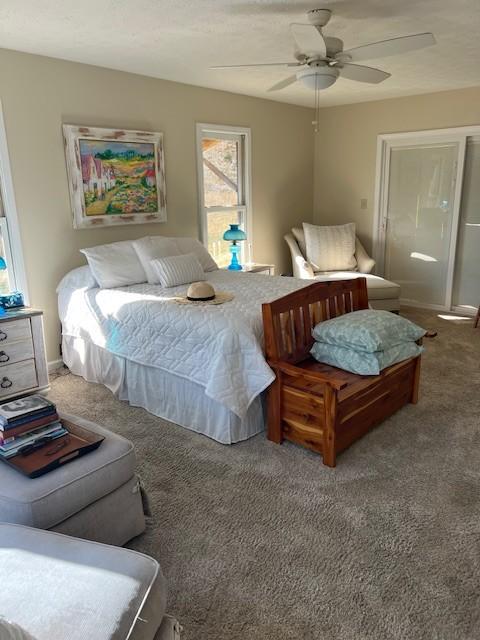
[
  {"left": 0, "top": 339, "right": 35, "bottom": 367},
  {"left": 0, "top": 318, "right": 32, "bottom": 345},
  {"left": 0, "top": 359, "right": 38, "bottom": 398}
]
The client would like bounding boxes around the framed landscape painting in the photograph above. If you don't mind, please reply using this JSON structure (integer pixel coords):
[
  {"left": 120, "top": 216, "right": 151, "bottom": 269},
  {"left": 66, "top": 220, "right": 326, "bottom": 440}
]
[{"left": 63, "top": 125, "right": 167, "bottom": 228}]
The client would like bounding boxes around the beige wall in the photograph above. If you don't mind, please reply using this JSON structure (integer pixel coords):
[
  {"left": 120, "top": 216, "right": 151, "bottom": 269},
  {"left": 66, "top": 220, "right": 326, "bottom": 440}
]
[
  {"left": 314, "top": 86, "right": 480, "bottom": 252},
  {"left": 0, "top": 48, "right": 314, "bottom": 362}
]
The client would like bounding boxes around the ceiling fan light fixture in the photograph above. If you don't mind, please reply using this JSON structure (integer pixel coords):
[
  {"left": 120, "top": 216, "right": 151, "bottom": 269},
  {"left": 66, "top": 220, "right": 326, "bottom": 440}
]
[{"left": 297, "top": 66, "right": 339, "bottom": 90}]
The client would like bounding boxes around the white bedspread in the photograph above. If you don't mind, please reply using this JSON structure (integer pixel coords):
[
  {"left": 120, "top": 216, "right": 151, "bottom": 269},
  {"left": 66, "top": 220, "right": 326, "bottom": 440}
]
[{"left": 59, "top": 271, "right": 308, "bottom": 418}]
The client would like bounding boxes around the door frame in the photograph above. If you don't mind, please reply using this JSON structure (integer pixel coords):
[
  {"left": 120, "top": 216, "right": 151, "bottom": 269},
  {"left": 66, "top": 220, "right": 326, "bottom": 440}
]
[{"left": 373, "top": 124, "right": 480, "bottom": 312}]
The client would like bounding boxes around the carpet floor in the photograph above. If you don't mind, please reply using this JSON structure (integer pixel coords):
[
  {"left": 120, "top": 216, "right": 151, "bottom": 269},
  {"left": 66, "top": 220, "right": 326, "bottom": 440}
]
[{"left": 48, "top": 308, "right": 480, "bottom": 640}]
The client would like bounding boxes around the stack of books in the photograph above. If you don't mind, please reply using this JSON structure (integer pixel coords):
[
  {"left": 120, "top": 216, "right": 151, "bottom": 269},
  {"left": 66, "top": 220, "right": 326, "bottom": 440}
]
[{"left": 0, "top": 395, "right": 67, "bottom": 459}]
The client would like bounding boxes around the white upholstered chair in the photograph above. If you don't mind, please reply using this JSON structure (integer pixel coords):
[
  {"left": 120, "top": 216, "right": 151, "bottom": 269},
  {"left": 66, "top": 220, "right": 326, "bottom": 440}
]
[{"left": 285, "top": 226, "right": 401, "bottom": 312}]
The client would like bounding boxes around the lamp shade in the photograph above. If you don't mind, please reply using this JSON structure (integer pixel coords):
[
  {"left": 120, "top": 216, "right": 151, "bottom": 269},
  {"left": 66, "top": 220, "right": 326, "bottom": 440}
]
[
  {"left": 0, "top": 257, "right": 6, "bottom": 271},
  {"left": 223, "top": 224, "right": 246, "bottom": 242}
]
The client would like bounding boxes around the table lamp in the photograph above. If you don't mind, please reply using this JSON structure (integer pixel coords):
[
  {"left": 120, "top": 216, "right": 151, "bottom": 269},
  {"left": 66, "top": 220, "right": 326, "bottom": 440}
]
[{"left": 223, "top": 224, "right": 246, "bottom": 271}]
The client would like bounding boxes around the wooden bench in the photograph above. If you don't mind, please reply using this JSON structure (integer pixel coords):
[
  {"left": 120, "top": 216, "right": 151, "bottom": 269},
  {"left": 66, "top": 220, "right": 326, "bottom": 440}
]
[{"left": 262, "top": 278, "right": 421, "bottom": 467}]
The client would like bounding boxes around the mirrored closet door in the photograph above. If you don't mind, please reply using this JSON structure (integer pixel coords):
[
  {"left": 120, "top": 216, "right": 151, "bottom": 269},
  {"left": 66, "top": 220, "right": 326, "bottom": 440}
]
[
  {"left": 452, "top": 137, "right": 480, "bottom": 314},
  {"left": 375, "top": 128, "right": 480, "bottom": 313}
]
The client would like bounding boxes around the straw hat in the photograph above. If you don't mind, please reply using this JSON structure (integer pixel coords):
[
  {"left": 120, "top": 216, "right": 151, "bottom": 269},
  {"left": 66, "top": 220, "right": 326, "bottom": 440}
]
[
  {"left": 187, "top": 282, "right": 216, "bottom": 301},
  {"left": 173, "top": 281, "right": 234, "bottom": 305}
]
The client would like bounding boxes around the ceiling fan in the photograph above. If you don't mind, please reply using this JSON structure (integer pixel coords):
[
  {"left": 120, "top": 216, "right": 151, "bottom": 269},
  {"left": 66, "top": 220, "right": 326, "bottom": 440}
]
[{"left": 210, "top": 7, "right": 436, "bottom": 94}]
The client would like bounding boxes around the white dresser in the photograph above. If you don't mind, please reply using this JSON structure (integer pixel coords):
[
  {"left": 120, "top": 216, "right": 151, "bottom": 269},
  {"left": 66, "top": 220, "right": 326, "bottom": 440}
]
[{"left": 0, "top": 309, "right": 48, "bottom": 400}]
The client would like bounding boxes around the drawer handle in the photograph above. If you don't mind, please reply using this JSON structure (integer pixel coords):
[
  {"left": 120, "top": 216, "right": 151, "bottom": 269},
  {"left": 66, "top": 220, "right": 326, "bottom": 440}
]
[
  {"left": 0, "top": 331, "right": 7, "bottom": 341},
  {"left": 0, "top": 377, "right": 12, "bottom": 388},
  {"left": 0, "top": 351, "right": 9, "bottom": 363}
]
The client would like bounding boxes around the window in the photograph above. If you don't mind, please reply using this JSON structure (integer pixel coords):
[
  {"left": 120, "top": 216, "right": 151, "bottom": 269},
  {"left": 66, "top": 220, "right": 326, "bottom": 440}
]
[
  {"left": 0, "top": 217, "right": 13, "bottom": 294},
  {"left": 196, "top": 124, "right": 252, "bottom": 268},
  {"left": 0, "top": 102, "right": 28, "bottom": 300}
]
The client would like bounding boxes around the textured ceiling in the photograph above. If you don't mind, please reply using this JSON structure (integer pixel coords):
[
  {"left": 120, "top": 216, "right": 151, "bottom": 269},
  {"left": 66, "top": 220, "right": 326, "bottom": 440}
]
[{"left": 0, "top": 0, "right": 480, "bottom": 107}]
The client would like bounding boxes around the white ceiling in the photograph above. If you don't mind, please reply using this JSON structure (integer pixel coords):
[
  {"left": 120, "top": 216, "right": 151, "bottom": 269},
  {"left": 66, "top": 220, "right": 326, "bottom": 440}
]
[{"left": 1, "top": 0, "right": 480, "bottom": 108}]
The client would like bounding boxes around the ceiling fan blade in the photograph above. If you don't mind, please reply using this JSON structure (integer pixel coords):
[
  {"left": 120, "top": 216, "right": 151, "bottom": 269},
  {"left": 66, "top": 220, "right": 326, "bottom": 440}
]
[
  {"left": 268, "top": 75, "right": 298, "bottom": 92},
  {"left": 340, "top": 32, "right": 435, "bottom": 63},
  {"left": 210, "top": 62, "right": 301, "bottom": 69},
  {"left": 339, "top": 63, "right": 391, "bottom": 84},
  {"left": 290, "top": 23, "right": 326, "bottom": 56}
]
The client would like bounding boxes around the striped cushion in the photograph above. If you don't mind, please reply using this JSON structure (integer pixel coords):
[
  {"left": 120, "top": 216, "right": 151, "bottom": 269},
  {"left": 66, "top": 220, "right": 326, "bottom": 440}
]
[
  {"left": 303, "top": 222, "right": 357, "bottom": 272},
  {"left": 150, "top": 253, "right": 205, "bottom": 288}
]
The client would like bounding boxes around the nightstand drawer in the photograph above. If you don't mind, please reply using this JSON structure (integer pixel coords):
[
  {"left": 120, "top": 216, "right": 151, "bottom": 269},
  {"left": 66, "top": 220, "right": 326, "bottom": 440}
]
[
  {"left": 0, "top": 318, "right": 32, "bottom": 345},
  {"left": 0, "top": 339, "right": 35, "bottom": 367},
  {"left": 0, "top": 360, "right": 38, "bottom": 398}
]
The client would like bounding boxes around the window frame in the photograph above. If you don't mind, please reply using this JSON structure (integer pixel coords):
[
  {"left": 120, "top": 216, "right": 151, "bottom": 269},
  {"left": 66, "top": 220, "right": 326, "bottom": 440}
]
[
  {"left": 0, "top": 100, "right": 29, "bottom": 302},
  {"left": 196, "top": 123, "right": 252, "bottom": 266}
]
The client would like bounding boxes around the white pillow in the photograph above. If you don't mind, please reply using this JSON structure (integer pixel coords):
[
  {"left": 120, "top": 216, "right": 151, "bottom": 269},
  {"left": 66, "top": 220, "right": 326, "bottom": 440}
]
[
  {"left": 80, "top": 241, "right": 147, "bottom": 289},
  {"left": 174, "top": 237, "right": 218, "bottom": 272},
  {"left": 133, "top": 236, "right": 180, "bottom": 284},
  {"left": 303, "top": 222, "right": 357, "bottom": 272},
  {"left": 56, "top": 266, "right": 97, "bottom": 292},
  {"left": 150, "top": 253, "right": 205, "bottom": 288}
]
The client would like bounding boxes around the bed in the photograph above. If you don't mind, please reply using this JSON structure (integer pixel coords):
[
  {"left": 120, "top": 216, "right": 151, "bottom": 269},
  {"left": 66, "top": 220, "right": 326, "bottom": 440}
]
[{"left": 58, "top": 268, "right": 309, "bottom": 444}]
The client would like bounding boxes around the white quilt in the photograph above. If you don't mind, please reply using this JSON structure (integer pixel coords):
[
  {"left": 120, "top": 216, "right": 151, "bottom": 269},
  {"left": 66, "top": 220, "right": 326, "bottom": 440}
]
[{"left": 59, "top": 271, "right": 308, "bottom": 418}]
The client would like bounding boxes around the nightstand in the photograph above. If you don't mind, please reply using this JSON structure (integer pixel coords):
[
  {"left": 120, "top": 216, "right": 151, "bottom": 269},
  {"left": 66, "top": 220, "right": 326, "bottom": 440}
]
[
  {"left": 222, "top": 263, "right": 275, "bottom": 275},
  {"left": 0, "top": 308, "right": 49, "bottom": 400}
]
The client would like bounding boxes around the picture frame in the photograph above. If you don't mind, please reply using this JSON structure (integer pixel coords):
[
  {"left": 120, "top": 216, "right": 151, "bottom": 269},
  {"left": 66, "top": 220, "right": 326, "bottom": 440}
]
[{"left": 63, "top": 124, "right": 167, "bottom": 229}]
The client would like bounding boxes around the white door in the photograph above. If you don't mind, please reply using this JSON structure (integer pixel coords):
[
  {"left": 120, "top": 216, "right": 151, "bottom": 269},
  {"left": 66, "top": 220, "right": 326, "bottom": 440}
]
[
  {"left": 380, "top": 140, "right": 462, "bottom": 308},
  {"left": 452, "top": 137, "right": 480, "bottom": 314}
]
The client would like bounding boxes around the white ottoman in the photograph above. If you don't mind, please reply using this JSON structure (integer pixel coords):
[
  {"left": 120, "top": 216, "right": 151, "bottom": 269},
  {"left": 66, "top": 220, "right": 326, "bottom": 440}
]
[
  {"left": 313, "top": 272, "right": 401, "bottom": 312},
  {"left": 0, "top": 414, "right": 145, "bottom": 546},
  {"left": 0, "top": 523, "right": 180, "bottom": 640}
]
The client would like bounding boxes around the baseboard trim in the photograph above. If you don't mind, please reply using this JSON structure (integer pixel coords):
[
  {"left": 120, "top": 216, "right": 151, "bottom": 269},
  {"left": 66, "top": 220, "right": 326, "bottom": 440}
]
[{"left": 48, "top": 358, "right": 64, "bottom": 372}]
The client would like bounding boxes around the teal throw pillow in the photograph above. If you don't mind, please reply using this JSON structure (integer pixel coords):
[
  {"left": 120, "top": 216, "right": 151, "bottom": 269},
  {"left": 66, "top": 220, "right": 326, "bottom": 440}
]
[
  {"left": 312, "top": 309, "right": 426, "bottom": 353},
  {"left": 310, "top": 341, "right": 423, "bottom": 376}
]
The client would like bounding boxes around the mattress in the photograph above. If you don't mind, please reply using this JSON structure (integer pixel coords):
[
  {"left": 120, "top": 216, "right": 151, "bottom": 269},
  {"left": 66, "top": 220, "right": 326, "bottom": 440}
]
[{"left": 58, "top": 270, "right": 308, "bottom": 419}]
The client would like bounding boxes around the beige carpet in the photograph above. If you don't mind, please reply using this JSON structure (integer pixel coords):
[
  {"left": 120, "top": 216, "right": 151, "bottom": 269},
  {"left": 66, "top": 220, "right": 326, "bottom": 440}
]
[{"left": 49, "top": 308, "right": 480, "bottom": 640}]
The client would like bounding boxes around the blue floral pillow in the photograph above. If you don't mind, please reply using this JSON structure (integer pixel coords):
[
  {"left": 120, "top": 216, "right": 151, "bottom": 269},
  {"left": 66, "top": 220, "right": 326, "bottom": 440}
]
[
  {"left": 312, "top": 309, "right": 425, "bottom": 353},
  {"left": 310, "top": 341, "right": 423, "bottom": 376}
]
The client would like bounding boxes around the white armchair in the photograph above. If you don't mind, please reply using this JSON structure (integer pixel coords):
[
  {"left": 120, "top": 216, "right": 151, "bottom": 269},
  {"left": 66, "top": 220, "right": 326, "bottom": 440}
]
[
  {"left": 284, "top": 232, "right": 316, "bottom": 279},
  {"left": 285, "top": 227, "right": 375, "bottom": 279},
  {"left": 285, "top": 226, "right": 400, "bottom": 312}
]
